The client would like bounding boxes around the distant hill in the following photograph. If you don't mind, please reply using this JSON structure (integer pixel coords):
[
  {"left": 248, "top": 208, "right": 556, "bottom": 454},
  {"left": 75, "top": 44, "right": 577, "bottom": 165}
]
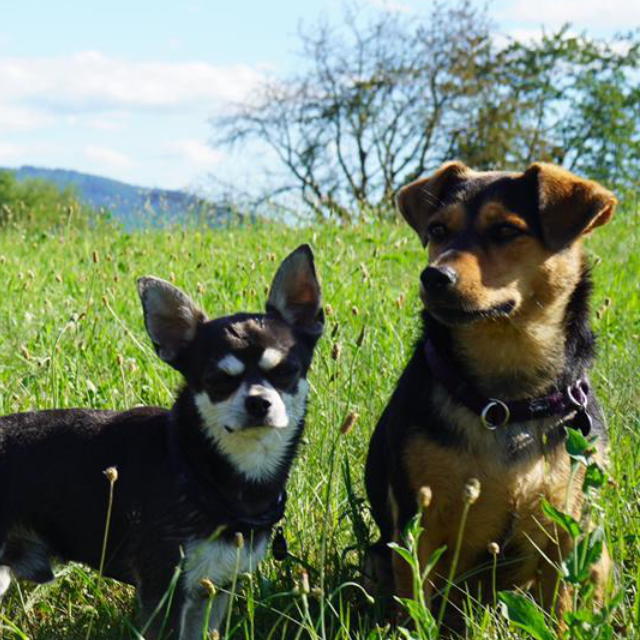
[{"left": 3, "top": 166, "right": 235, "bottom": 229}]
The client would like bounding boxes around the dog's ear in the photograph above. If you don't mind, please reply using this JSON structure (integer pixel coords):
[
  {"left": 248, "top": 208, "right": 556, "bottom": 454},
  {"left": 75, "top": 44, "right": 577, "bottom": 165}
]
[
  {"left": 396, "top": 161, "right": 469, "bottom": 246},
  {"left": 524, "top": 163, "right": 616, "bottom": 251},
  {"left": 266, "top": 244, "right": 324, "bottom": 338},
  {"left": 137, "top": 276, "right": 207, "bottom": 367}
]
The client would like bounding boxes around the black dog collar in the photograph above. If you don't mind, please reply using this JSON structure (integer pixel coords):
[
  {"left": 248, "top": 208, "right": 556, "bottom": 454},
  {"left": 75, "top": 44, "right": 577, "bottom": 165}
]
[
  {"left": 424, "top": 339, "right": 592, "bottom": 435},
  {"left": 166, "top": 419, "right": 287, "bottom": 532}
]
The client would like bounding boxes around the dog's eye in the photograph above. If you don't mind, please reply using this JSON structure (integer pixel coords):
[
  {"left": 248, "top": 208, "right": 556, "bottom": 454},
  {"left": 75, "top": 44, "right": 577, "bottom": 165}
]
[
  {"left": 427, "top": 223, "right": 449, "bottom": 242},
  {"left": 203, "top": 370, "right": 241, "bottom": 394},
  {"left": 489, "top": 223, "right": 525, "bottom": 243},
  {"left": 269, "top": 362, "right": 300, "bottom": 388}
]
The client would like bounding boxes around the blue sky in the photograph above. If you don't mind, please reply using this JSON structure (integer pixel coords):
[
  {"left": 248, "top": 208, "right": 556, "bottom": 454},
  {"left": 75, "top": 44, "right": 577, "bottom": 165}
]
[{"left": 0, "top": 0, "right": 635, "bottom": 192}]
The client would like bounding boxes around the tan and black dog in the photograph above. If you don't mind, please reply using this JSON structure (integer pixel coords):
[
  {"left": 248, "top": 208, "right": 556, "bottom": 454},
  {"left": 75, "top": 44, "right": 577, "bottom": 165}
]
[{"left": 365, "top": 161, "right": 614, "bottom": 623}]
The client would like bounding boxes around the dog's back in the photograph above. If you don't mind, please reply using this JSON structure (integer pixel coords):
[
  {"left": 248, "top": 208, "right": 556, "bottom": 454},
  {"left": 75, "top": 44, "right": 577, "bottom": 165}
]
[{"left": 0, "top": 407, "right": 169, "bottom": 585}]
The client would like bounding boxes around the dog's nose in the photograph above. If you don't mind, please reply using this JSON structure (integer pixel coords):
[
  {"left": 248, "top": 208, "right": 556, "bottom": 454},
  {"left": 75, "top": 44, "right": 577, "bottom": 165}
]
[
  {"left": 421, "top": 266, "right": 458, "bottom": 292},
  {"left": 245, "top": 395, "right": 271, "bottom": 418}
]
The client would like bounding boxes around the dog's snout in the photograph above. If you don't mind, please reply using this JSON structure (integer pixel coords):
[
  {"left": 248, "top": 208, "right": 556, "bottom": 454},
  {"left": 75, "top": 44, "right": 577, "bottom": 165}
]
[
  {"left": 245, "top": 395, "right": 272, "bottom": 418},
  {"left": 421, "top": 266, "right": 458, "bottom": 292}
]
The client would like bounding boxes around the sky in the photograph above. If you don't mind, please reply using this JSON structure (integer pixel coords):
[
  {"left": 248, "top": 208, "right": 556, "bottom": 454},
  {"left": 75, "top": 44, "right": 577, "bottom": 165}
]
[{"left": 0, "top": 0, "right": 637, "bottom": 194}]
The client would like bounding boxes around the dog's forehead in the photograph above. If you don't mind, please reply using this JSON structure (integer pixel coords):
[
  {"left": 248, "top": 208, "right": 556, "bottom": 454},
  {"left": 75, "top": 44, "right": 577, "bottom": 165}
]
[
  {"left": 206, "top": 313, "right": 295, "bottom": 353},
  {"left": 446, "top": 171, "right": 536, "bottom": 219}
]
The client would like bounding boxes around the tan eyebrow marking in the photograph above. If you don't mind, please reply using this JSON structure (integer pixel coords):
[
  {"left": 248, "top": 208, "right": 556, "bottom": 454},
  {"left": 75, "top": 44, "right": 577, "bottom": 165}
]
[
  {"left": 477, "top": 202, "right": 529, "bottom": 232},
  {"left": 218, "top": 355, "right": 245, "bottom": 376},
  {"left": 259, "top": 348, "right": 285, "bottom": 371}
]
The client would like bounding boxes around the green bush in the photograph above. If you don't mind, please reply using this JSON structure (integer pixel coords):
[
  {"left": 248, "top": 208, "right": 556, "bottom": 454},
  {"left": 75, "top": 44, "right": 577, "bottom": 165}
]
[{"left": 0, "top": 170, "right": 94, "bottom": 231}]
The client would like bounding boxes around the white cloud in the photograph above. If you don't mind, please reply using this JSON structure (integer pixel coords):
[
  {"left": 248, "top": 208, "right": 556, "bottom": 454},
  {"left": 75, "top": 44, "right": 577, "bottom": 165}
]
[
  {"left": 0, "top": 51, "right": 263, "bottom": 118},
  {"left": 88, "top": 117, "right": 124, "bottom": 131},
  {"left": 167, "top": 139, "right": 225, "bottom": 168},
  {"left": 502, "top": 0, "right": 640, "bottom": 31},
  {"left": 0, "top": 105, "right": 51, "bottom": 132},
  {"left": 0, "top": 142, "right": 21, "bottom": 161},
  {"left": 84, "top": 144, "right": 134, "bottom": 170},
  {"left": 365, "top": 0, "right": 412, "bottom": 13}
]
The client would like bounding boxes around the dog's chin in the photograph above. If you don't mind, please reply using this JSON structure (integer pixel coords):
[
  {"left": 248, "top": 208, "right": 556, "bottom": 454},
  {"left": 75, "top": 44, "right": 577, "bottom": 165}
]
[
  {"left": 427, "top": 300, "right": 516, "bottom": 326},
  {"left": 223, "top": 421, "right": 288, "bottom": 434}
]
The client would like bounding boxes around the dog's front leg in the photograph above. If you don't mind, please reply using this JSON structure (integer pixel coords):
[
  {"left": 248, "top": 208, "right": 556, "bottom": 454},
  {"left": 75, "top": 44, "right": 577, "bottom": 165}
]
[
  {"left": 138, "top": 585, "right": 187, "bottom": 640},
  {"left": 179, "top": 590, "right": 230, "bottom": 640},
  {"left": 389, "top": 483, "right": 444, "bottom": 609},
  {"left": 137, "top": 557, "right": 190, "bottom": 640},
  {"left": 392, "top": 522, "right": 444, "bottom": 606},
  {"left": 138, "top": 581, "right": 229, "bottom": 640},
  {"left": 138, "top": 593, "right": 184, "bottom": 640}
]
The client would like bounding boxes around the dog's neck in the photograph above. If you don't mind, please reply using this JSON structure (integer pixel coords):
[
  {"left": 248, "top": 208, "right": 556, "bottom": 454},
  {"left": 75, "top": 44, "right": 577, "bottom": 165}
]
[
  {"left": 451, "top": 313, "right": 568, "bottom": 398},
  {"left": 424, "top": 263, "right": 595, "bottom": 400}
]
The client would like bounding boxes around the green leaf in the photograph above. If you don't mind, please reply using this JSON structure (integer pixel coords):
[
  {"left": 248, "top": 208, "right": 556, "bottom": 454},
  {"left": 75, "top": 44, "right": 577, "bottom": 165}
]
[
  {"left": 394, "top": 597, "right": 438, "bottom": 639},
  {"left": 563, "top": 527, "right": 605, "bottom": 584},
  {"left": 585, "top": 526, "right": 606, "bottom": 563},
  {"left": 583, "top": 462, "right": 606, "bottom": 492},
  {"left": 607, "top": 588, "right": 625, "bottom": 611},
  {"left": 565, "top": 427, "right": 591, "bottom": 464},
  {"left": 541, "top": 499, "right": 582, "bottom": 539},
  {"left": 564, "top": 610, "right": 614, "bottom": 640},
  {"left": 421, "top": 545, "right": 446, "bottom": 583},
  {"left": 388, "top": 543, "right": 414, "bottom": 567},
  {"left": 498, "top": 592, "right": 556, "bottom": 640}
]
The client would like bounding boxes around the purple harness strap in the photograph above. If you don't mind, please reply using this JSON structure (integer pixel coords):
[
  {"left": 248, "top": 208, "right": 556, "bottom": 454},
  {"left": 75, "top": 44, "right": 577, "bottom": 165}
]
[{"left": 424, "top": 340, "right": 590, "bottom": 431}]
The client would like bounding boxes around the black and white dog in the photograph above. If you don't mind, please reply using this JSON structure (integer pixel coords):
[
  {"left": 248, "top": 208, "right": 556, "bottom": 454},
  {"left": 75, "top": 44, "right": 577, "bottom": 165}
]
[{"left": 0, "top": 244, "right": 324, "bottom": 639}]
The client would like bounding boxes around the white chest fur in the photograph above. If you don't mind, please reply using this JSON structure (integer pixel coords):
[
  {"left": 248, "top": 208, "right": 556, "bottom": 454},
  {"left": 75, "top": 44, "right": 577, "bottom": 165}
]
[{"left": 183, "top": 535, "right": 269, "bottom": 594}]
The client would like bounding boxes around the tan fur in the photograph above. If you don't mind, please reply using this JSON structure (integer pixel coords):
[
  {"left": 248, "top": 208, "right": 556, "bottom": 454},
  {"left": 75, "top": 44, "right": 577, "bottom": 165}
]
[
  {"left": 477, "top": 202, "right": 530, "bottom": 231},
  {"left": 452, "top": 245, "right": 583, "bottom": 397},
  {"left": 396, "top": 432, "right": 605, "bottom": 616}
]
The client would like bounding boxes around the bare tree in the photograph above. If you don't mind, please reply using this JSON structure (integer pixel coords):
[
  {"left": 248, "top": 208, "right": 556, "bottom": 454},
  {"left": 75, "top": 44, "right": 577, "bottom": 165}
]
[{"left": 212, "top": 2, "right": 497, "bottom": 219}]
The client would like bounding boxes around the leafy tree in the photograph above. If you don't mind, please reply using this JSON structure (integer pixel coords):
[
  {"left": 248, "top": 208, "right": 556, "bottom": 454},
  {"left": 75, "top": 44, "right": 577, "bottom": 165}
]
[{"left": 457, "top": 27, "right": 640, "bottom": 185}]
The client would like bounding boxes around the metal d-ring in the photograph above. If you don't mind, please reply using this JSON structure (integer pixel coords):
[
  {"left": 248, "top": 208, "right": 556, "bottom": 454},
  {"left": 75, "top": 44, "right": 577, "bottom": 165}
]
[
  {"left": 481, "top": 399, "right": 511, "bottom": 430},
  {"left": 567, "top": 382, "right": 588, "bottom": 409}
]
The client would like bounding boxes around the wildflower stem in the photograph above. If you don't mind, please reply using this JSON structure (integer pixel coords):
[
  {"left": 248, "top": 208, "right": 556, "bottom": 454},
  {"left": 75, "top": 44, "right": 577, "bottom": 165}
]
[
  {"left": 491, "top": 552, "right": 498, "bottom": 605},
  {"left": 97, "top": 467, "right": 118, "bottom": 590},
  {"left": 436, "top": 501, "right": 471, "bottom": 632}
]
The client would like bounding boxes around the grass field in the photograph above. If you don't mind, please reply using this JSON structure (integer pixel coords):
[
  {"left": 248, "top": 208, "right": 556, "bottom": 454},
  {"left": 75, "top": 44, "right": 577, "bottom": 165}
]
[{"left": 0, "top": 204, "right": 638, "bottom": 639}]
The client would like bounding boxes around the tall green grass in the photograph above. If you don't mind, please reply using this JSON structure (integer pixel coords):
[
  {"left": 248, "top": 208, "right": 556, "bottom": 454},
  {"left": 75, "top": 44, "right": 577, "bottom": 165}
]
[{"left": 0, "top": 204, "right": 638, "bottom": 639}]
